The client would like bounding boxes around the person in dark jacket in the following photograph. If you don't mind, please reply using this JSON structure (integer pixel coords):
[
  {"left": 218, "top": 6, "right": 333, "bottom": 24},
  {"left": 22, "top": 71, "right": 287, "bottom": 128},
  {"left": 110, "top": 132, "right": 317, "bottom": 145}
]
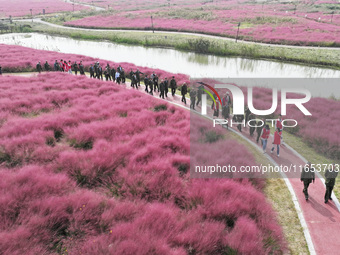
[
  {"left": 129, "top": 69, "right": 134, "bottom": 87},
  {"left": 111, "top": 67, "right": 116, "bottom": 82},
  {"left": 36, "top": 61, "right": 42, "bottom": 73},
  {"left": 44, "top": 61, "right": 50, "bottom": 71},
  {"left": 149, "top": 79, "right": 154, "bottom": 95},
  {"left": 144, "top": 75, "right": 150, "bottom": 93},
  {"left": 104, "top": 65, "right": 111, "bottom": 81},
  {"left": 94, "top": 62, "right": 99, "bottom": 78},
  {"left": 324, "top": 165, "right": 338, "bottom": 203},
  {"left": 256, "top": 119, "right": 265, "bottom": 144},
  {"left": 98, "top": 64, "right": 103, "bottom": 80},
  {"left": 212, "top": 100, "right": 219, "bottom": 118},
  {"left": 190, "top": 89, "right": 197, "bottom": 110},
  {"left": 196, "top": 84, "right": 204, "bottom": 106},
  {"left": 164, "top": 77, "right": 169, "bottom": 97},
  {"left": 181, "top": 83, "right": 188, "bottom": 104},
  {"left": 248, "top": 113, "right": 256, "bottom": 137},
  {"left": 0, "top": 65, "right": 2, "bottom": 75},
  {"left": 54, "top": 60, "right": 59, "bottom": 71},
  {"left": 121, "top": 68, "right": 126, "bottom": 83},
  {"left": 73, "top": 61, "right": 79, "bottom": 75},
  {"left": 89, "top": 64, "right": 95, "bottom": 78},
  {"left": 153, "top": 74, "right": 159, "bottom": 92},
  {"left": 79, "top": 61, "right": 85, "bottom": 75},
  {"left": 135, "top": 69, "right": 144, "bottom": 86},
  {"left": 131, "top": 74, "right": 138, "bottom": 89},
  {"left": 301, "top": 162, "right": 315, "bottom": 201},
  {"left": 170, "top": 76, "right": 177, "bottom": 96},
  {"left": 245, "top": 106, "right": 251, "bottom": 124},
  {"left": 159, "top": 80, "right": 165, "bottom": 99},
  {"left": 233, "top": 114, "right": 244, "bottom": 132}
]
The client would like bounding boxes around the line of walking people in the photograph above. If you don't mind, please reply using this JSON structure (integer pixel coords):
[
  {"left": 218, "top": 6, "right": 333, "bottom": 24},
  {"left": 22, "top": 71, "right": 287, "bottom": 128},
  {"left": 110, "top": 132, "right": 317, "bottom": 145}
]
[{"left": 35, "top": 60, "right": 182, "bottom": 98}]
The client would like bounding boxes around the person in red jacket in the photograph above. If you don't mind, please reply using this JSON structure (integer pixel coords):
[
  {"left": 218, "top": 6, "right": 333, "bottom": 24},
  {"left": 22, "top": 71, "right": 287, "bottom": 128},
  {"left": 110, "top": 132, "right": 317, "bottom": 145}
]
[
  {"left": 275, "top": 114, "right": 283, "bottom": 130},
  {"left": 260, "top": 124, "right": 270, "bottom": 153},
  {"left": 271, "top": 128, "right": 282, "bottom": 157}
]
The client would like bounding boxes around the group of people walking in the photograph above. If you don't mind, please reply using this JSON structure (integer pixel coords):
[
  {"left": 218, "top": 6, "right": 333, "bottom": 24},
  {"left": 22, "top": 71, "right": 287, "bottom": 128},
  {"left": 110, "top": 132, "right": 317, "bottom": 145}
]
[
  {"left": 300, "top": 162, "right": 338, "bottom": 203},
  {"left": 36, "top": 60, "right": 86, "bottom": 75},
  {"left": 35, "top": 60, "right": 182, "bottom": 98}
]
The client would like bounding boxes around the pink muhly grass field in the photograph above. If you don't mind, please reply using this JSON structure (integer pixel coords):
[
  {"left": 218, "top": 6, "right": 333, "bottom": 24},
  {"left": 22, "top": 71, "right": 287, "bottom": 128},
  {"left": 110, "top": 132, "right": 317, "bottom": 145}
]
[
  {"left": 64, "top": 0, "right": 340, "bottom": 46},
  {"left": 0, "top": 73, "right": 286, "bottom": 254},
  {"left": 0, "top": 0, "right": 87, "bottom": 17}
]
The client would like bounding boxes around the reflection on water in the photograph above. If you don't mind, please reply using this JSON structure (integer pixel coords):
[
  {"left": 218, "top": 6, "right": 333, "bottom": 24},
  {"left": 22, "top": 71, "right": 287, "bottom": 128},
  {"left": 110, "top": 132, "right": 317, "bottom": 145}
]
[{"left": 1, "top": 33, "right": 340, "bottom": 97}]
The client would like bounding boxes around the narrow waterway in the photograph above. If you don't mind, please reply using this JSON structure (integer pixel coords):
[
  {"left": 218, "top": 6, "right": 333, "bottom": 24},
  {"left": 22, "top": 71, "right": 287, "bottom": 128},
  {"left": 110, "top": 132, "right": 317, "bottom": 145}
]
[{"left": 1, "top": 33, "right": 340, "bottom": 97}]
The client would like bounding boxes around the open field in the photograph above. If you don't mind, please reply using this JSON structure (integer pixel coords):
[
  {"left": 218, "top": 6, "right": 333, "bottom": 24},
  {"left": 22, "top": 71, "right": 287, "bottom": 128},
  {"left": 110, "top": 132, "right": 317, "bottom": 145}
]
[
  {"left": 0, "top": 0, "right": 88, "bottom": 18},
  {"left": 62, "top": 0, "right": 340, "bottom": 47},
  {"left": 0, "top": 72, "right": 287, "bottom": 254}
]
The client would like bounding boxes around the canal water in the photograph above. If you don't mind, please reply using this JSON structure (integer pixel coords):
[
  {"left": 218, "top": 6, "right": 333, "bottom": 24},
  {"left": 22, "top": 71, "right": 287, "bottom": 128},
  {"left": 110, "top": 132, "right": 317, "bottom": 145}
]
[{"left": 1, "top": 33, "right": 340, "bottom": 97}]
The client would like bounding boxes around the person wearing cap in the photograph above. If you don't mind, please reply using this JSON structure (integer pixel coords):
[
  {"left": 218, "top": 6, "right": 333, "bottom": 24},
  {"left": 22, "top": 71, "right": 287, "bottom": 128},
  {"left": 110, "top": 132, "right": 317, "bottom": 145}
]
[
  {"left": 324, "top": 165, "right": 338, "bottom": 203},
  {"left": 181, "top": 83, "right": 188, "bottom": 104},
  {"left": 301, "top": 162, "right": 315, "bottom": 201},
  {"left": 170, "top": 76, "right": 177, "bottom": 96}
]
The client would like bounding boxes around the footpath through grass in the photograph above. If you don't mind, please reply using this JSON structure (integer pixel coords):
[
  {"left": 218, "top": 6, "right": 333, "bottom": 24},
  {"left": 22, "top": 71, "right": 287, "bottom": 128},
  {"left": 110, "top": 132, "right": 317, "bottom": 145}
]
[
  {"left": 229, "top": 131, "right": 309, "bottom": 255},
  {"left": 14, "top": 20, "right": 340, "bottom": 71},
  {"left": 283, "top": 130, "right": 340, "bottom": 200}
]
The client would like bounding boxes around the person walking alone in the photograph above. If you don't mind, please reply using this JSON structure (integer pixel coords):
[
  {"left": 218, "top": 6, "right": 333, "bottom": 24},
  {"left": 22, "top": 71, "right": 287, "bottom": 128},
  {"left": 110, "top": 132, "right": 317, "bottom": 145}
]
[{"left": 324, "top": 165, "right": 338, "bottom": 203}]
